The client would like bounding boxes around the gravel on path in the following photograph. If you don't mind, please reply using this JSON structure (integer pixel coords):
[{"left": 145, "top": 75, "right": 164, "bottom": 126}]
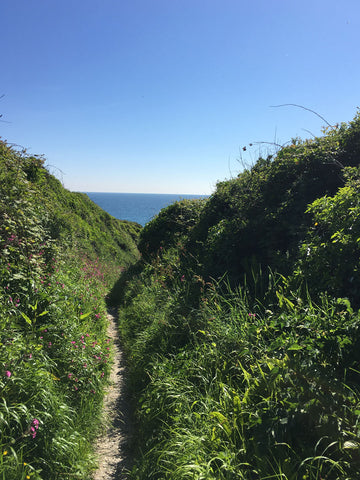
[{"left": 92, "top": 310, "right": 133, "bottom": 479}]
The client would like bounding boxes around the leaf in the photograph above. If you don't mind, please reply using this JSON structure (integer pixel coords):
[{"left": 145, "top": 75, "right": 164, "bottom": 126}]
[
  {"left": 20, "top": 311, "right": 32, "bottom": 326},
  {"left": 288, "top": 343, "right": 303, "bottom": 351},
  {"left": 80, "top": 312, "right": 91, "bottom": 320},
  {"left": 210, "top": 411, "right": 232, "bottom": 437},
  {"left": 343, "top": 441, "right": 359, "bottom": 449}
]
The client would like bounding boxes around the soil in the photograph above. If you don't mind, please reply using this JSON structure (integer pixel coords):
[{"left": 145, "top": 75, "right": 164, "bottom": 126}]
[{"left": 92, "top": 309, "right": 133, "bottom": 479}]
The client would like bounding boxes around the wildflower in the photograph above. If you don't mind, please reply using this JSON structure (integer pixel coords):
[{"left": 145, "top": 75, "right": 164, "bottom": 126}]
[
  {"left": 3, "top": 450, "right": 8, "bottom": 456},
  {"left": 5, "top": 370, "right": 11, "bottom": 378},
  {"left": 180, "top": 275, "right": 185, "bottom": 282},
  {"left": 68, "top": 373, "right": 73, "bottom": 378},
  {"left": 29, "top": 418, "right": 39, "bottom": 439}
]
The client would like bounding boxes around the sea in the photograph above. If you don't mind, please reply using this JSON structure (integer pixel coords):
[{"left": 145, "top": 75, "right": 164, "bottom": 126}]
[{"left": 84, "top": 192, "right": 208, "bottom": 227}]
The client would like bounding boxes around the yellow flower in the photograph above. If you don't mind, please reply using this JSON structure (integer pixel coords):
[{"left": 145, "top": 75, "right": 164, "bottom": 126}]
[
  {"left": 26, "top": 476, "right": 30, "bottom": 479},
  {"left": 24, "top": 462, "right": 27, "bottom": 466},
  {"left": 2, "top": 450, "right": 8, "bottom": 455}
]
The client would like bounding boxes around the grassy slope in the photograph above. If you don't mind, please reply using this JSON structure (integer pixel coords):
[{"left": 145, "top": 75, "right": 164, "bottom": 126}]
[
  {"left": 0, "top": 140, "right": 140, "bottom": 479},
  {"left": 112, "top": 111, "right": 360, "bottom": 479}
]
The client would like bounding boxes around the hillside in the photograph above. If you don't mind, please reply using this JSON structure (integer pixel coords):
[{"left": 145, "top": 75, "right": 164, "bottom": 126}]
[
  {"left": 111, "top": 111, "right": 360, "bottom": 479},
  {"left": 0, "top": 140, "right": 140, "bottom": 479}
]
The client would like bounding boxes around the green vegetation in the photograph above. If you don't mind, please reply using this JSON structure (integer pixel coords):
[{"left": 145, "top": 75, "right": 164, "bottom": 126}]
[
  {"left": 3, "top": 111, "right": 360, "bottom": 479},
  {"left": 0, "top": 141, "right": 140, "bottom": 479},
  {"left": 111, "top": 111, "right": 360, "bottom": 479}
]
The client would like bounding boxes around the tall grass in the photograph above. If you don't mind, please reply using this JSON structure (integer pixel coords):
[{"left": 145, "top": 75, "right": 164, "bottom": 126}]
[
  {"left": 0, "top": 141, "right": 140, "bottom": 479},
  {"left": 114, "top": 246, "right": 360, "bottom": 479}
]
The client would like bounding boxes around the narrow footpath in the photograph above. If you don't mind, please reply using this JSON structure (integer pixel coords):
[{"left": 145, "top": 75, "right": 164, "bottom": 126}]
[{"left": 92, "top": 310, "right": 133, "bottom": 479}]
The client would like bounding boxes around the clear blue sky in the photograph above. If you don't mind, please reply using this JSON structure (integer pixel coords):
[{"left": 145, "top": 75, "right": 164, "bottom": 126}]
[{"left": 1, "top": 0, "right": 359, "bottom": 194}]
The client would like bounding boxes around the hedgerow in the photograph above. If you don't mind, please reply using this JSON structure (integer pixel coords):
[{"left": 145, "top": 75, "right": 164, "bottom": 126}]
[
  {"left": 112, "top": 110, "right": 360, "bottom": 479},
  {"left": 0, "top": 140, "right": 140, "bottom": 479}
]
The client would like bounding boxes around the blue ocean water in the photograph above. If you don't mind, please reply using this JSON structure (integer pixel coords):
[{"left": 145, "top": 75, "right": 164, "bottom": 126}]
[{"left": 85, "top": 192, "right": 208, "bottom": 227}]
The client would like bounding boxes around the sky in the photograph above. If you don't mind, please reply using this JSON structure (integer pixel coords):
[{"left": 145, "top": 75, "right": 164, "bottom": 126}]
[{"left": 1, "top": 0, "right": 360, "bottom": 194}]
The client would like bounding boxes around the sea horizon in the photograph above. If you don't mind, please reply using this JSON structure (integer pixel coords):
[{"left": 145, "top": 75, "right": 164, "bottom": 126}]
[
  {"left": 84, "top": 191, "right": 208, "bottom": 226},
  {"left": 80, "top": 191, "right": 208, "bottom": 196}
]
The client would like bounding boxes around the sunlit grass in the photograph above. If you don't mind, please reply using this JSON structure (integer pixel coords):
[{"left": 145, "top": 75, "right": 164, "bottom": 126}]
[{"left": 0, "top": 141, "right": 140, "bottom": 479}]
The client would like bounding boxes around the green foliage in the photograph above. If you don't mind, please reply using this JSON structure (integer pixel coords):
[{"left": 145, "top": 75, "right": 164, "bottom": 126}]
[
  {"left": 109, "top": 111, "right": 360, "bottom": 479},
  {"left": 138, "top": 198, "right": 207, "bottom": 257},
  {"left": 0, "top": 140, "right": 140, "bottom": 479},
  {"left": 295, "top": 166, "right": 360, "bottom": 304},
  {"left": 116, "top": 255, "right": 360, "bottom": 479},
  {"left": 186, "top": 114, "right": 360, "bottom": 284}
]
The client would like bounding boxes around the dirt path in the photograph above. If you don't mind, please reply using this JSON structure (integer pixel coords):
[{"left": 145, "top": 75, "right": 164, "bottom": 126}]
[{"left": 92, "top": 309, "right": 133, "bottom": 479}]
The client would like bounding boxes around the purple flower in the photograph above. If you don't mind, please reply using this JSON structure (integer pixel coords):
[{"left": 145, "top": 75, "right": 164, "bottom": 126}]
[
  {"left": 5, "top": 370, "right": 11, "bottom": 378},
  {"left": 29, "top": 418, "right": 39, "bottom": 439}
]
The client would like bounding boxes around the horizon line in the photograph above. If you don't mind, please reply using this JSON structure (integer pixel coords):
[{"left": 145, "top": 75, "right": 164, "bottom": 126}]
[{"left": 78, "top": 191, "right": 210, "bottom": 196}]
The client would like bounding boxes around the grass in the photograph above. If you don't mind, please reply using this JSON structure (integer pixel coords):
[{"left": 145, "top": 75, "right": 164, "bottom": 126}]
[
  {"left": 0, "top": 140, "right": 140, "bottom": 479},
  {"left": 115, "top": 266, "right": 360, "bottom": 479},
  {"left": 3, "top": 111, "right": 360, "bottom": 479}
]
